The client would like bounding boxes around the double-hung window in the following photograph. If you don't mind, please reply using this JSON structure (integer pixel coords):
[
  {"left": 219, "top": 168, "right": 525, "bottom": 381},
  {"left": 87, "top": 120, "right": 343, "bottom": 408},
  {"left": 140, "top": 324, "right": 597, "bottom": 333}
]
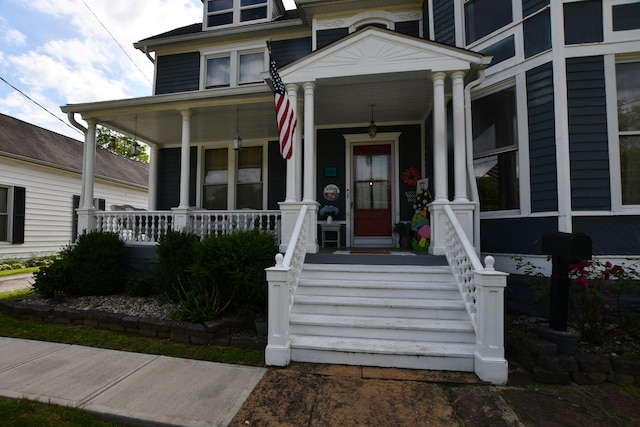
[
  {"left": 206, "top": 0, "right": 268, "bottom": 28},
  {"left": 472, "top": 87, "right": 520, "bottom": 211},
  {"left": 205, "top": 50, "right": 264, "bottom": 89},
  {"left": 616, "top": 60, "right": 640, "bottom": 205},
  {"left": 465, "top": 0, "right": 513, "bottom": 44}
]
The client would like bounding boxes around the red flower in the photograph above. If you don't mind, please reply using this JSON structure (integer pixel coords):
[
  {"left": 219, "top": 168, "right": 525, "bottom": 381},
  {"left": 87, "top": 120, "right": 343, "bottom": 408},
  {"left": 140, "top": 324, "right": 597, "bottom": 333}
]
[{"left": 402, "top": 167, "right": 421, "bottom": 187}]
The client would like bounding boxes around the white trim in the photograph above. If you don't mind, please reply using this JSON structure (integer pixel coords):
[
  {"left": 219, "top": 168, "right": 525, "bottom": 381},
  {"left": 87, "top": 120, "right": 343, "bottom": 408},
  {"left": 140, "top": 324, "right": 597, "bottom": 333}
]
[
  {"left": 344, "top": 132, "right": 401, "bottom": 248},
  {"left": 604, "top": 0, "right": 640, "bottom": 44},
  {"left": 515, "top": 72, "right": 531, "bottom": 215},
  {"left": 605, "top": 54, "right": 623, "bottom": 212}
]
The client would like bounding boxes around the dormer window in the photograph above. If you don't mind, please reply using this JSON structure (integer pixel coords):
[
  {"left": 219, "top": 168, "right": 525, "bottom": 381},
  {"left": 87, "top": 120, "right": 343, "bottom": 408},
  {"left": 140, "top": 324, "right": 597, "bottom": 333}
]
[{"left": 206, "top": 0, "right": 268, "bottom": 28}]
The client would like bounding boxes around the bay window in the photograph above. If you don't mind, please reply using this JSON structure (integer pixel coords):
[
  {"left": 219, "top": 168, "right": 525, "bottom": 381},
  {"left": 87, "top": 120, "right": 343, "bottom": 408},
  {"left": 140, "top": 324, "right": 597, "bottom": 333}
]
[
  {"left": 472, "top": 87, "right": 520, "bottom": 211},
  {"left": 616, "top": 60, "right": 640, "bottom": 205},
  {"left": 465, "top": 0, "right": 513, "bottom": 44}
]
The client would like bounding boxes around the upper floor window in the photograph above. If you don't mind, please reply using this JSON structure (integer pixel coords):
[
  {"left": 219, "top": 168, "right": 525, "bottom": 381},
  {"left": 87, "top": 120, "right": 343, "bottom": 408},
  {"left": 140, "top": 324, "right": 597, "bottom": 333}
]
[
  {"left": 465, "top": 0, "right": 513, "bottom": 44},
  {"left": 206, "top": 0, "right": 268, "bottom": 28},
  {"left": 616, "top": 60, "right": 640, "bottom": 205},
  {"left": 472, "top": 87, "right": 519, "bottom": 211},
  {"left": 205, "top": 50, "right": 264, "bottom": 88}
]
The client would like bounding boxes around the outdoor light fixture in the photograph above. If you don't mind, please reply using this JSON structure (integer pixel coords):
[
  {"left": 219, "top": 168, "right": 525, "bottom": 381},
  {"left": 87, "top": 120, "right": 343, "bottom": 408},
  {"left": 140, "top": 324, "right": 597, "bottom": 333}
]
[
  {"left": 368, "top": 103, "right": 377, "bottom": 138},
  {"left": 131, "top": 114, "right": 141, "bottom": 156},
  {"left": 233, "top": 107, "right": 243, "bottom": 151}
]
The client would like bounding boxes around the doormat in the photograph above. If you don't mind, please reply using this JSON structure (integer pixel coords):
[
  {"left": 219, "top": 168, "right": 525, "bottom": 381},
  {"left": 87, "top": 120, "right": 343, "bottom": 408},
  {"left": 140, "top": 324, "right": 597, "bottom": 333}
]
[{"left": 333, "top": 250, "right": 416, "bottom": 256}]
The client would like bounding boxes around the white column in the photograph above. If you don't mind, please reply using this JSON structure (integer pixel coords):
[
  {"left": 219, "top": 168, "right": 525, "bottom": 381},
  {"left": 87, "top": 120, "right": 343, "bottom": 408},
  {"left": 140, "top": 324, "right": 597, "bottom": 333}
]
[
  {"left": 433, "top": 72, "right": 448, "bottom": 201},
  {"left": 179, "top": 110, "right": 191, "bottom": 209},
  {"left": 303, "top": 82, "right": 316, "bottom": 202},
  {"left": 81, "top": 119, "right": 97, "bottom": 209},
  {"left": 285, "top": 84, "right": 299, "bottom": 202},
  {"left": 452, "top": 71, "right": 468, "bottom": 201},
  {"left": 148, "top": 145, "right": 158, "bottom": 210}
]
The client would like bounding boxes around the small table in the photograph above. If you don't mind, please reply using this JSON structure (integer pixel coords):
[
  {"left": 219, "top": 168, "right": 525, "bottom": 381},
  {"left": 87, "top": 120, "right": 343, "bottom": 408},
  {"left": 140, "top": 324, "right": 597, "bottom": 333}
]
[{"left": 321, "top": 224, "right": 341, "bottom": 248}]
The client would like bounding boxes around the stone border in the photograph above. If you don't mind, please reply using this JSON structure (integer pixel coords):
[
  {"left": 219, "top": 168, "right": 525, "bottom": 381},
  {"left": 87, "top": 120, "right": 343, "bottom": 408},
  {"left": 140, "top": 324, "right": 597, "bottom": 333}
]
[
  {"left": 507, "top": 334, "right": 640, "bottom": 386},
  {"left": 0, "top": 300, "right": 258, "bottom": 346}
]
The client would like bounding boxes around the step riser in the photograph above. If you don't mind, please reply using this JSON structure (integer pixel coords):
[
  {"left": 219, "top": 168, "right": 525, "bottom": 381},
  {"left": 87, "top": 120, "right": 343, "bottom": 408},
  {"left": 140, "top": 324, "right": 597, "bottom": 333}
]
[
  {"left": 290, "top": 348, "right": 474, "bottom": 372},
  {"left": 296, "top": 286, "right": 460, "bottom": 300},
  {"left": 301, "top": 271, "right": 453, "bottom": 283},
  {"left": 289, "top": 324, "right": 475, "bottom": 343},
  {"left": 291, "top": 304, "right": 469, "bottom": 320}
]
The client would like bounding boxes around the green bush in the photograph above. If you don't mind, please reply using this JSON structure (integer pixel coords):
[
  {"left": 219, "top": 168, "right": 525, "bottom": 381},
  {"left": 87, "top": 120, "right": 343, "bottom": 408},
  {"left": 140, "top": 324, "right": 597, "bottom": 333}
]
[
  {"left": 155, "top": 230, "right": 200, "bottom": 302},
  {"left": 125, "top": 271, "right": 155, "bottom": 297},
  {"left": 33, "top": 232, "right": 128, "bottom": 298},
  {"left": 169, "top": 280, "right": 232, "bottom": 323},
  {"left": 191, "top": 230, "right": 278, "bottom": 319}
]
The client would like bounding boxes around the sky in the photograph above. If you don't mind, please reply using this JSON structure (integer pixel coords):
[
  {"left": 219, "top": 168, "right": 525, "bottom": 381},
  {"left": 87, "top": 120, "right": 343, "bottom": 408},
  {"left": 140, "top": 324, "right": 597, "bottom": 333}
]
[{"left": 0, "top": 0, "right": 296, "bottom": 141}]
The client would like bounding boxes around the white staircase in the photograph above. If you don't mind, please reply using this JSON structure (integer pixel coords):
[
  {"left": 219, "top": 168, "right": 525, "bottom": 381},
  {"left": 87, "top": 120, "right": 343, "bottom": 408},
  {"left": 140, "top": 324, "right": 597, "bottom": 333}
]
[{"left": 289, "top": 263, "right": 476, "bottom": 372}]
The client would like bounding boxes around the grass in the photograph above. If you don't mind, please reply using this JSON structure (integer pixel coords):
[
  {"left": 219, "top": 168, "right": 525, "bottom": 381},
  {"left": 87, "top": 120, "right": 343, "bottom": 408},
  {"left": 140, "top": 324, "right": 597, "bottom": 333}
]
[
  {"left": 0, "top": 270, "right": 265, "bottom": 425},
  {"left": 0, "top": 267, "right": 39, "bottom": 277}
]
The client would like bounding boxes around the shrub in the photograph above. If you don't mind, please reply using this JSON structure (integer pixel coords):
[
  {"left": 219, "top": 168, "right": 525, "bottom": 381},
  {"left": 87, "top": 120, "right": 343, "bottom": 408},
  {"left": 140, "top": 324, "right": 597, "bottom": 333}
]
[
  {"left": 33, "top": 232, "right": 127, "bottom": 298},
  {"left": 170, "top": 280, "right": 232, "bottom": 323},
  {"left": 125, "top": 271, "right": 154, "bottom": 297},
  {"left": 155, "top": 230, "right": 200, "bottom": 302}
]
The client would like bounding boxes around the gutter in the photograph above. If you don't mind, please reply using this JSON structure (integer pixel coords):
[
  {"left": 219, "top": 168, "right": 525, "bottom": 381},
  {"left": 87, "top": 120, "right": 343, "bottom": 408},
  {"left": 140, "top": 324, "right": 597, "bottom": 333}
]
[{"left": 67, "top": 112, "right": 87, "bottom": 134}]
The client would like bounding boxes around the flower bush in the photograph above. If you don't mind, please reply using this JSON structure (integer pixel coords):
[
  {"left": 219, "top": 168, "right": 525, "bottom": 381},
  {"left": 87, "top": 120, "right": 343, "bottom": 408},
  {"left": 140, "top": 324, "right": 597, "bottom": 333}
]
[
  {"left": 319, "top": 205, "right": 339, "bottom": 217},
  {"left": 516, "top": 257, "right": 640, "bottom": 344}
]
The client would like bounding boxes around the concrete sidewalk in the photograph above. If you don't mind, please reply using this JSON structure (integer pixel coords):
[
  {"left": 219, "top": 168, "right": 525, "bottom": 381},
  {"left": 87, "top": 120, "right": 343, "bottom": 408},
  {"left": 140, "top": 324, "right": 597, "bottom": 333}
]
[
  {"left": 0, "top": 273, "right": 33, "bottom": 293},
  {"left": 0, "top": 337, "right": 266, "bottom": 426}
]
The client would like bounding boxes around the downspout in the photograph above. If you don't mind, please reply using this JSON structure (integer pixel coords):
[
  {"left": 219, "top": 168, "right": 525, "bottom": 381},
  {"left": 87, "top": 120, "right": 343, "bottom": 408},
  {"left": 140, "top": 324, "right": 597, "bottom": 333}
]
[
  {"left": 67, "top": 111, "right": 87, "bottom": 133},
  {"left": 464, "top": 65, "right": 488, "bottom": 254},
  {"left": 144, "top": 46, "right": 155, "bottom": 64},
  {"left": 67, "top": 112, "right": 88, "bottom": 209}
]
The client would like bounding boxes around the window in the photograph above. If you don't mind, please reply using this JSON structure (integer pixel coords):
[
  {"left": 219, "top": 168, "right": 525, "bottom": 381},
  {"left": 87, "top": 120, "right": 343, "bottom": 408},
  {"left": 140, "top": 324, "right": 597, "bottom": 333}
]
[
  {"left": 0, "top": 186, "right": 8, "bottom": 241},
  {"left": 465, "top": 0, "right": 512, "bottom": 44},
  {"left": 205, "top": 51, "right": 264, "bottom": 89},
  {"left": 616, "top": 61, "right": 640, "bottom": 205},
  {"left": 237, "top": 146, "right": 263, "bottom": 209},
  {"left": 204, "top": 148, "right": 229, "bottom": 209},
  {"left": 206, "top": 0, "right": 267, "bottom": 28},
  {"left": 203, "top": 146, "right": 264, "bottom": 209},
  {"left": 472, "top": 87, "right": 519, "bottom": 211}
]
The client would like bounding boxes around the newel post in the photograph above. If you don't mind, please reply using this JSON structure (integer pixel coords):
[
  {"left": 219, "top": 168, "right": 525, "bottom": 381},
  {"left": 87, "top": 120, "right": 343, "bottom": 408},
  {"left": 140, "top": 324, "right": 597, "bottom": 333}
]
[
  {"left": 473, "top": 255, "right": 509, "bottom": 384},
  {"left": 265, "top": 253, "right": 293, "bottom": 366}
]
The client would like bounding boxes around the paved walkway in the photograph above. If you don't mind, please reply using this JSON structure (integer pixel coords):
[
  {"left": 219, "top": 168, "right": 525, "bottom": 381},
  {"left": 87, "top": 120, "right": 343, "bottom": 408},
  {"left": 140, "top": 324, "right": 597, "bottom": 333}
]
[{"left": 0, "top": 273, "right": 33, "bottom": 293}]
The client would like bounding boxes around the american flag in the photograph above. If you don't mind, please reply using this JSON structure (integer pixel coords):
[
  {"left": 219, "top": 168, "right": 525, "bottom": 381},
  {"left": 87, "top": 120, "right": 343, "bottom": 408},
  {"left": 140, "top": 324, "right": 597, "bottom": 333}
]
[{"left": 269, "top": 54, "right": 297, "bottom": 160}]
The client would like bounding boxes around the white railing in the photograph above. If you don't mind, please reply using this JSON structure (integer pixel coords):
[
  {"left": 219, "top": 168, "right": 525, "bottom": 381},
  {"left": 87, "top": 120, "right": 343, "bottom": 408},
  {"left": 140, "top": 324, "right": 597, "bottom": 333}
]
[
  {"left": 94, "top": 209, "right": 282, "bottom": 244},
  {"left": 442, "top": 204, "right": 509, "bottom": 385},
  {"left": 264, "top": 204, "right": 309, "bottom": 367},
  {"left": 96, "top": 211, "right": 174, "bottom": 243},
  {"left": 191, "top": 210, "right": 282, "bottom": 244}
]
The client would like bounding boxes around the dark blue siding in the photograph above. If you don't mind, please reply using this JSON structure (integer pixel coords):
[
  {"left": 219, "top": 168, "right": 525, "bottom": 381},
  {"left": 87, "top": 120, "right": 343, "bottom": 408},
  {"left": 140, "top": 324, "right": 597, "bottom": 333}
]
[
  {"left": 155, "top": 52, "right": 200, "bottom": 95},
  {"left": 481, "top": 217, "right": 558, "bottom": 254},
  {"left": 573, "top": 216, "right": 640, "bottom": 255},
  {"left": 270, "top": 37, "right": 312, "bottom": 66},
  {"left": 613, "top": 3, "right": 640, "bottom": 31},
  {"left": 522, "top": 0, "right": 549, "bottom": 17},
  {"left": 317, "top": 28, "right": 349, "bottom": 49},
  {"left": 267, "top": 141, "right": 286, "bottom": 210},
  {"left": 433, "top": 0, "right": 455, "bottom": 45},
  {"left": 566, "top": 56, "right": 610, "bottom": 211},
  {"left": 480, "top": 36, "right": 515, "bottom": 66},
  {"left": 422, "top": 2, "right": 431, "bottom": 40},
  {"left": 527, "top": 62, "right": 558, "bottom": 213},
  {"left": 564, "top": 0, "right": 603, "bottom": 45},
  {"left": 523, "top": 9, "right": 551, "bottom": 58},
  {"left": 156, "top": 147, "right": 197, "bottom": 210}
]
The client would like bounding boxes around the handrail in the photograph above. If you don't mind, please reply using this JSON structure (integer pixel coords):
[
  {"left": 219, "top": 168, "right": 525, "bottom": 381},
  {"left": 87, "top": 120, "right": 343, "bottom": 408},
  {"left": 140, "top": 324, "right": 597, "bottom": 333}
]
[{"left": 281, "top": 204, "right": 308, "bottom": 269}]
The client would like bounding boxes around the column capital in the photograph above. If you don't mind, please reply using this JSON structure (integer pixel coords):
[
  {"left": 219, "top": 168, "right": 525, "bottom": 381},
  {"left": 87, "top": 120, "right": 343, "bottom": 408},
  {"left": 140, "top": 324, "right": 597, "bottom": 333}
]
[
  {"left": 180, "top": 109, "right": 191, "bottom": 118},
  {"left": 285, "top": 83, "right": 299, "bottom": 94},
  {"left": 432, "top": 71, "right": 447, "bottom": 82},
  {"left": 450, "top": 70, "right": 466, "bottom": 80},
  {"left": 303, "top": 81, "right": 316, "bottom": 92},
  {"left": 85, "top": 117, "right": 97, "bottom": 127}
]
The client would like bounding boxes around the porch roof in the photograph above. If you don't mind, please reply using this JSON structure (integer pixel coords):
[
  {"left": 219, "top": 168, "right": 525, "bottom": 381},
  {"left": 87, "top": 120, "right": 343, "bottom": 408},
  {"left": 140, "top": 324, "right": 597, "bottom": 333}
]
[{"left": 61, "top": 27, "right": 489, "bottom": 149}]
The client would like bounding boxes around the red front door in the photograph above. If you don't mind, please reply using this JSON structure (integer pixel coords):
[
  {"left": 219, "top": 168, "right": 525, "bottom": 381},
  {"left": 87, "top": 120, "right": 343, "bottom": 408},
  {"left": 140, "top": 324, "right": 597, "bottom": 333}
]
[{"left": 353, "top": 144, "right": 392, "bottom": 241}]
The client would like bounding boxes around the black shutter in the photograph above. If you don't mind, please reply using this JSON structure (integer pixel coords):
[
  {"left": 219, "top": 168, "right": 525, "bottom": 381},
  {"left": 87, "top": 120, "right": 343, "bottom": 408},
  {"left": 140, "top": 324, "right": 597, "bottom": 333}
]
[
  {"left": 72, "top": 195, "right": 80, "bottom": 240},
  {"left": 11, "top": 186, "right": 25, "bottom": 244},
  {"left": 98, "top": 198, "right": 106, "bottom": 210}
]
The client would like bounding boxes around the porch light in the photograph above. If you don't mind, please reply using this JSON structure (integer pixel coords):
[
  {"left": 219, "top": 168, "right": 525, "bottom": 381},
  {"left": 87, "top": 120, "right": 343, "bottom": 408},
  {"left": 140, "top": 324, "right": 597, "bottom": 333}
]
[
  {"left": 368, "top": 103, "right": 377, "bottom": 138},
  {"left": 131, "top": 114, "right": 140, "bottom": 156},
  {"left": 233, "top": 107, "right": 242, "bottom": 151}
]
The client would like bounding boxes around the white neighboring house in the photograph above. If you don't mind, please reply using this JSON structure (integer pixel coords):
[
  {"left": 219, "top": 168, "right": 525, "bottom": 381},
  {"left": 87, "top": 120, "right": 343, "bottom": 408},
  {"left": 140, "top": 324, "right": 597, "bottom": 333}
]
[{"left": 0, "top": 113, "right": 148, "bottom": 261}]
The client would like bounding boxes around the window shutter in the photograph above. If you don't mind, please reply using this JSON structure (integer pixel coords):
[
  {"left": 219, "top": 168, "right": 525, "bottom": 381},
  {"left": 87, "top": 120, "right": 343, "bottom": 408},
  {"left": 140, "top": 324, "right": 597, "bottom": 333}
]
[{"left": 11, "top": 186, "right": 25, "bottom": 244}]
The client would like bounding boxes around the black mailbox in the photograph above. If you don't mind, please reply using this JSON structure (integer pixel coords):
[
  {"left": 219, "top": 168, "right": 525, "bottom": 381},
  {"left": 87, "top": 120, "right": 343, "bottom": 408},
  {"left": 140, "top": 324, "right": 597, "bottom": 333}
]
[
  {"left": 541, "top": 231, "right": 592, "bottom": 332},
  {"left": 541, "top": 231, "right": 592, "bottom": 263}
]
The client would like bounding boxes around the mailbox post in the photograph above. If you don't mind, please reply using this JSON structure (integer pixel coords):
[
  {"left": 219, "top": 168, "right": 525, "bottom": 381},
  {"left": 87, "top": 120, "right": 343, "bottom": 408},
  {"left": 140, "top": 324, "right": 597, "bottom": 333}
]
[{"left": 541, "top": 231, "right": 592, "bottom": 331}]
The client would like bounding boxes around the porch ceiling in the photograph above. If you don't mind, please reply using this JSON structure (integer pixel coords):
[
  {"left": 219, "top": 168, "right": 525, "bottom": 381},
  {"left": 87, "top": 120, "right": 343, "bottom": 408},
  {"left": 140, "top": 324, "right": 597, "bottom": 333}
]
[{"left": 63, "top": 70, "right": 433, "bottom": 148}]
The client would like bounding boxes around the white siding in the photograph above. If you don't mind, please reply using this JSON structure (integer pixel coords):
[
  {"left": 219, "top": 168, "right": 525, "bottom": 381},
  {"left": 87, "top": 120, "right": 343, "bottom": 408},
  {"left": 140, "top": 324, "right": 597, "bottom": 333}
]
[{"left": 0, "top": 156, "right": 147, "bottom": 261}]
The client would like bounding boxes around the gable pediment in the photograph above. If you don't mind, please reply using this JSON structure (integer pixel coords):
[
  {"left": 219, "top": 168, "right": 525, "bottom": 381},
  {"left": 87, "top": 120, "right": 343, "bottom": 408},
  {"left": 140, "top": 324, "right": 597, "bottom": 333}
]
[{"left": 280, "top": 27, "right": 487, "bottom": 83}]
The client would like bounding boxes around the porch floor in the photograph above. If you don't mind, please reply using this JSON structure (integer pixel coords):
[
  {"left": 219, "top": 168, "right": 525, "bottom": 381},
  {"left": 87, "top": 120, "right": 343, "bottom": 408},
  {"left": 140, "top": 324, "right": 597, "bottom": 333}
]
[{"left": 305, "top": 248, "right": 448, "bottom": 266}]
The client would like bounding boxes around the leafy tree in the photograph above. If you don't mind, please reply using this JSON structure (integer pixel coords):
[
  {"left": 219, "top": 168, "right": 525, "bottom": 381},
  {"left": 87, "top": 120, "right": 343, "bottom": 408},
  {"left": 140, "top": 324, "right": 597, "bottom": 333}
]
[{"left": 96, "top": 125, "right": 149, "bottom": 163}]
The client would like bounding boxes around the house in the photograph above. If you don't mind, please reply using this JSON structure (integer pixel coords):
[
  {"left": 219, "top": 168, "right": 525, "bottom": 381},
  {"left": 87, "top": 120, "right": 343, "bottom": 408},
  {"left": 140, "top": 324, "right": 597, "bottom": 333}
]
[
  {"left": 59, "top": 0, "right": 640, "bottom": 384},
  {"left": 0, "top": 113, "right": 148, "bottom": 261}
]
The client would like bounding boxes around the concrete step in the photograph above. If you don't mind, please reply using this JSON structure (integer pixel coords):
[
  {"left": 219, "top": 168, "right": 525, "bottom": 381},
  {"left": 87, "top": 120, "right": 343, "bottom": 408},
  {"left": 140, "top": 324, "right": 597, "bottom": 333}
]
[
  {"left": 291, "top": 295, "right": 468, "bottom": 320},
  {"left": 290, "top": 335, "right": 475, "bottom": 371}
]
